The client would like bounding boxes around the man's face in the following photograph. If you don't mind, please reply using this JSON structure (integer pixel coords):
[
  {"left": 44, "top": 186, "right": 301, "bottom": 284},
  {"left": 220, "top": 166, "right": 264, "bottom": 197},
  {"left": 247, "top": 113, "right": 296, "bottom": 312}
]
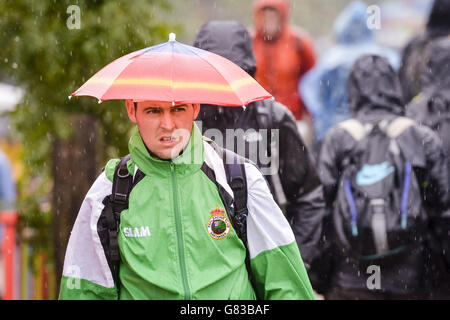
[
  {"left": 262, "top": 7, "right": 282, "bottom": 40},
  {"left": 126, "top": 100, "right": 200, "bottom": 160}
]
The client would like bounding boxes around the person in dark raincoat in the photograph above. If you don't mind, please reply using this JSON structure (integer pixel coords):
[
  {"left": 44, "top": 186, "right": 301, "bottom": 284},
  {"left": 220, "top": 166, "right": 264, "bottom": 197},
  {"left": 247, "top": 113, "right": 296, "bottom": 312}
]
[
  {"left": 193, "top": 20, "right": 325, "bottom": 279},
  {"left": 406, "top": 37, "right": 450, "bottom": 299},
  {"left": 316, "top": 54, "right": 450, "bottom": 299},
  {"left": 399, "top": 0, "right": 450, "bottom": 104}
]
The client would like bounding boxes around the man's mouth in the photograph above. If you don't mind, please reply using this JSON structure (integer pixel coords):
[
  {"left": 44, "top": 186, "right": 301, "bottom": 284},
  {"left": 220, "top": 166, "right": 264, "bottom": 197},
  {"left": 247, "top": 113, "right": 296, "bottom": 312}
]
[
  {"left": 159, "top": 136, "right": 180, "bottom": 145},
  {"left": 161, "top": 137, "right": 177, "bottom": 142}
]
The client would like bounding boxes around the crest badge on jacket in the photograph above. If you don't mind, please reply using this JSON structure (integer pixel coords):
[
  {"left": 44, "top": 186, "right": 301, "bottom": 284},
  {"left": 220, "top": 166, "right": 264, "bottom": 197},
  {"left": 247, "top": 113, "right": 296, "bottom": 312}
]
[{"left": 207, "top": 206, "right": 231, "bottom": 240}]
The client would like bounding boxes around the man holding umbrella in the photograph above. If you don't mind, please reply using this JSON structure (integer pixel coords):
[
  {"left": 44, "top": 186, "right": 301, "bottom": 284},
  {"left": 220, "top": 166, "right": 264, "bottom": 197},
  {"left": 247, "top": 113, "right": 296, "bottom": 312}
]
[{"left": 58, "top": 34, "right": 315, "bottom": 300}]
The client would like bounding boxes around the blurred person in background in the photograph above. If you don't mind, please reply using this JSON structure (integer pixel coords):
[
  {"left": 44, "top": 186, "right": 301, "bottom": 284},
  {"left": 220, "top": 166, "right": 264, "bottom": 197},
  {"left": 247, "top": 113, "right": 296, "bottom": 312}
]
[
  {"left": 406, "top": 37, "right": 450, "bottom": 300},
  {"left": 0, "top": 148, "right": 16, "bottom": 300},
  {"left": 299, "top": 1, "right": 400, "bottom": 156},
  {"left": 193, "top": 21, "right": 325, "bottom": 287},
  {"left": 399, "top": 0, "right": 450, "bottom": 104},
  {"left": 315, "top": 54, "right": 450, "bottom": 299},
  {"left": 252, "top": 0, "right": 316, "bottom": 149},
  {"left": 0, "top": 150, "right": 16, "bottom": 211}
]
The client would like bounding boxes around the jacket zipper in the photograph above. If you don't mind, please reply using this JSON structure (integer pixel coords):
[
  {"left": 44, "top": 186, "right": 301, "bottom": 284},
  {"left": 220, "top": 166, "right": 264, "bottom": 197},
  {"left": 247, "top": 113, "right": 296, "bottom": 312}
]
[{"left": 170, "top": 163, "right": 191, "bottom": 299}]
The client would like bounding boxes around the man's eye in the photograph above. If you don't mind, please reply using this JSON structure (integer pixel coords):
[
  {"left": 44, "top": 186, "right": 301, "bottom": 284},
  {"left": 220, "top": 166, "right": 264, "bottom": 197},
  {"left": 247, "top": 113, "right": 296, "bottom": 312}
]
[
  {"left": 172, "top": 107, "right": 186, "bottom": 112},
  {"left": 146, "top": 109, "right": 160, "bottom": 114}
]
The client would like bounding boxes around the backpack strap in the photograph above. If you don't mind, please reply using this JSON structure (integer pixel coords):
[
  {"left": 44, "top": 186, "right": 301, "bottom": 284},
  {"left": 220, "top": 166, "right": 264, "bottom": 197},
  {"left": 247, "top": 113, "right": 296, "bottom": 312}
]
[
  {"left": 223, "top": 152, "right": 249, "bottom": 248},
  {"left": 386, "top": 117, "right": 416, "bottom": 138},
  {"left": 254, "top": 99, "right": 273, "bottom": 130},
  {"left": 338, "top": 119, "right": 367, "bottom": 142},
  {"left": 108, "top": 155, "right": 133, "bottom": 285},
  {"left": 222, "top": 151, "right": 259, "bottom": 295},
  {"left": 254, "top": 99, "right": 288, "bottom": 205},
  {"left": 339, "top": 117, "right": 416, "bottom": 141}
]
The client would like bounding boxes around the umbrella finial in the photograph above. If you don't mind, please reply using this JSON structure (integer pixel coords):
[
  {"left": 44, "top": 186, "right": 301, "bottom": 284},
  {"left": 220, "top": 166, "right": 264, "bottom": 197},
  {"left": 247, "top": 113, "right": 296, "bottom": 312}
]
[{"left": 169, "top": 33, "right": 176, "bottom": 42}]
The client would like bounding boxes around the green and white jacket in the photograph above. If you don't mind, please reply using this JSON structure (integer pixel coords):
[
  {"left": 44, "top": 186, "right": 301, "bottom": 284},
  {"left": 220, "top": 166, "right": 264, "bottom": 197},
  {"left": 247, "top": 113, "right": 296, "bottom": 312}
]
[{"left": 59, "top": 124, "right": 315, "bottom": 300}]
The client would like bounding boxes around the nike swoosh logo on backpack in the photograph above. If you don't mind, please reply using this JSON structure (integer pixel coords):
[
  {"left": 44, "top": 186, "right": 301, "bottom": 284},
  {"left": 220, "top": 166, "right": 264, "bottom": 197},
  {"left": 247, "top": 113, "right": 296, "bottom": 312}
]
[{"left": 356, "top": 162, "right": 395, "bottom": 186}]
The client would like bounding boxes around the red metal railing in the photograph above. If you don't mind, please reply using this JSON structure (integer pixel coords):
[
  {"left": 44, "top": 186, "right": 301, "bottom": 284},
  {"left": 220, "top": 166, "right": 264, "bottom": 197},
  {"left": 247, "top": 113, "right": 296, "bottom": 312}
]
[{"left": 0, "top": 210, "right": 18, "bottom": 300}]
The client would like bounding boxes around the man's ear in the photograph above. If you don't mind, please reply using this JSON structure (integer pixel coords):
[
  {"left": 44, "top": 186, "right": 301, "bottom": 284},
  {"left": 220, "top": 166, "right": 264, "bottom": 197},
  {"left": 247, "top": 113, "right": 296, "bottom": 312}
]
[
  {"left": 125, "top": 100, "right": 137, "bottom": 123},
  {"left": 192, "top": 103, "right": 200, "bottom": 120}
]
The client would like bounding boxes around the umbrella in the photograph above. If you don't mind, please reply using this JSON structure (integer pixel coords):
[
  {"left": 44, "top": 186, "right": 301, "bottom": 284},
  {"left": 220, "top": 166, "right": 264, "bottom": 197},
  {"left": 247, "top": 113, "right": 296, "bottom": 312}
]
[{"left": 70, "top": 33, "right": 272, "bottom": 106}]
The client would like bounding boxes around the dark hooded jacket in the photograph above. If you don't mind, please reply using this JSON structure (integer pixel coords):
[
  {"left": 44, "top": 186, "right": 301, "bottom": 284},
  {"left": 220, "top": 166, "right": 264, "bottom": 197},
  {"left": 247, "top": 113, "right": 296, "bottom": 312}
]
[
  {"left": 193, "top": 20, "right": 324, "bottom": 270},
  {"left": 406, "top": 37, "right": 450, "bottom": 298},
  {"left": 399, "top": 0, "right": 450, "bottom": 103},
  {"left": 407, "top": 37, "right": 450, "bottom": 165},
  {"left": 317, "top": 54, "right": 450, "bottom": 296}
]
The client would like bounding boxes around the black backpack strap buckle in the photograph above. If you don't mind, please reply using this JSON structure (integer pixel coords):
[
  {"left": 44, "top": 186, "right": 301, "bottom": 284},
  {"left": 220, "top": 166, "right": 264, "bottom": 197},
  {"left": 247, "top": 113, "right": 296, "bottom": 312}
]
[{"left": 112, "top": 155, "right": 132, "bottom": 204}]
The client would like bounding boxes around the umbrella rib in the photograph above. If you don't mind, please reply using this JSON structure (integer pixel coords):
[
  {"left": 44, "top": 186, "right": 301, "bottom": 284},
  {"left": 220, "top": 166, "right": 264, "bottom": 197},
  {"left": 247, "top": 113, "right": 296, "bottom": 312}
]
[{"left": 170, "top": 42, "right": 175, "bottom": 104}]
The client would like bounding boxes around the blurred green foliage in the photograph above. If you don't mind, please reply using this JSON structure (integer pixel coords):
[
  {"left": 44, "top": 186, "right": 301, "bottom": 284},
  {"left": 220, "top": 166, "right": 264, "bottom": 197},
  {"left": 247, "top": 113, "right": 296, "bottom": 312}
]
[{"left": 0, "top": 0, "right": 181, "bottom": 248}]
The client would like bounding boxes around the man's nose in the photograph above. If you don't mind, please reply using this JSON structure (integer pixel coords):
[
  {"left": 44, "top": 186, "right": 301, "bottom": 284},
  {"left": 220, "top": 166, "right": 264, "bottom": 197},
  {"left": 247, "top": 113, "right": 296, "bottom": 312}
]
[{"left": 160, "top": 111, "right": 176, "bottom": 131}]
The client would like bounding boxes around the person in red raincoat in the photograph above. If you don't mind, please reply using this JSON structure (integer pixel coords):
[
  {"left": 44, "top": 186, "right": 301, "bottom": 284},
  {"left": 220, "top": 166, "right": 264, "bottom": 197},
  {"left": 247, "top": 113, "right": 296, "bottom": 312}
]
[{"left": 252, "top": 0, "right": 316, "bottom": 147}]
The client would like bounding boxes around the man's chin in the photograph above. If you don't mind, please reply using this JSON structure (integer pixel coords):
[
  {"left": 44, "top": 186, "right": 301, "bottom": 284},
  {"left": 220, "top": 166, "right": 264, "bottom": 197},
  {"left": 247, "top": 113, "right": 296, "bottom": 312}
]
[{"left": 154, "top": 145, "right": 184, "bottom": 160}]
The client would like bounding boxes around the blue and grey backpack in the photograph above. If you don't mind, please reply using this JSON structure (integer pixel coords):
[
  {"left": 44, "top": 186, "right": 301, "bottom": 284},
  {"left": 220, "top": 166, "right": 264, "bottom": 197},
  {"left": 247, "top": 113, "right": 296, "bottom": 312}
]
[{"left": 334, "top": 117, "right": 426, "bottom": 260}]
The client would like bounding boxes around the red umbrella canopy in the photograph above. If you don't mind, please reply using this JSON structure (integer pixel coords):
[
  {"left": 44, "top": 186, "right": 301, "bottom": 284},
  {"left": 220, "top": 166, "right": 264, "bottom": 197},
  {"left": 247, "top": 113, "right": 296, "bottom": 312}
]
[{"left": 71, "top": 33, "right": 272, "bottom": 106}]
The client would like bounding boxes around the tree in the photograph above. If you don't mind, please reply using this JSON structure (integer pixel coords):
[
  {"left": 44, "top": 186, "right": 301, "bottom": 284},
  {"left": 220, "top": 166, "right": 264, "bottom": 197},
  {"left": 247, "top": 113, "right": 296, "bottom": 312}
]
[{"left": 0, "top": 0, "right": 180, "bottom": 297}]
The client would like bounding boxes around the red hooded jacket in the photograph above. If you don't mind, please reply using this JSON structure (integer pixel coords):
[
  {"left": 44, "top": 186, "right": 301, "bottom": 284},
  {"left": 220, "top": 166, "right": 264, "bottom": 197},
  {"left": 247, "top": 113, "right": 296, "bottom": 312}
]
[{"left": 252, "top": 0, "right": 316, "bottom": 120}]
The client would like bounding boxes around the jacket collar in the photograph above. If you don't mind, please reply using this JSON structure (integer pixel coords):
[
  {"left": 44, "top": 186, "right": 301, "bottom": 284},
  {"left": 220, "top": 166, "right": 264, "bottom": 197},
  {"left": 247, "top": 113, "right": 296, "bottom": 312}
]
[{"left": 128, "top": 123, "right": 204, "bottom": 178}]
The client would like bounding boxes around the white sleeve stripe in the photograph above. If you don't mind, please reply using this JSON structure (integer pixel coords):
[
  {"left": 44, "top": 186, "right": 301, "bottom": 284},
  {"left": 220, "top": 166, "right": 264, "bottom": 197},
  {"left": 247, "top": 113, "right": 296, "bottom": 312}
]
[
  {"left": 203, "top": 141, "right": 234, "bottom": 198},
  {"left": 245, "top": 163, "right": 295, "bottom": 259},
  {"left": 62, "top": 172, "right": 115, "bottom": 288}
]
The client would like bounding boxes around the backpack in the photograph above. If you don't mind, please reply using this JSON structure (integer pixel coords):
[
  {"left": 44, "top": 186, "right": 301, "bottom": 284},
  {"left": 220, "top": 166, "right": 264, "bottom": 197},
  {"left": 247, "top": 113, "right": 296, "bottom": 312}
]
[
  {"left": 98, "top": 146, "right": 253, "bottom": 291},
  {"left": 334, "top": 116, "right": 426, "bottom": 261}
]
